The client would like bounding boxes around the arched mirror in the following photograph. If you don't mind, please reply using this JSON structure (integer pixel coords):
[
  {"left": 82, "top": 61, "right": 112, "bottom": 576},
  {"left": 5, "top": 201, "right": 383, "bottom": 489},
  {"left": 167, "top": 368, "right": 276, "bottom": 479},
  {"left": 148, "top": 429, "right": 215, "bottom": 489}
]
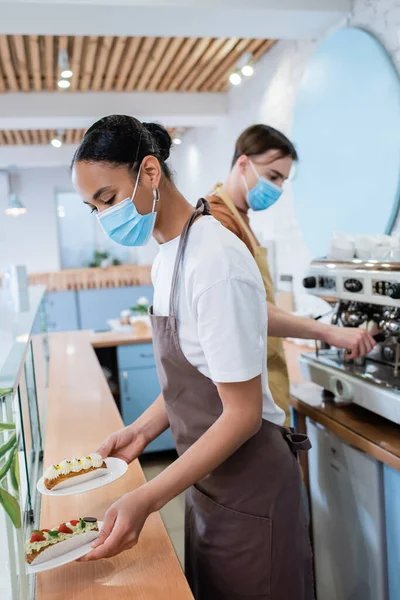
[{"left": 292, "top": 27, "right": 400, "bottom": 257}]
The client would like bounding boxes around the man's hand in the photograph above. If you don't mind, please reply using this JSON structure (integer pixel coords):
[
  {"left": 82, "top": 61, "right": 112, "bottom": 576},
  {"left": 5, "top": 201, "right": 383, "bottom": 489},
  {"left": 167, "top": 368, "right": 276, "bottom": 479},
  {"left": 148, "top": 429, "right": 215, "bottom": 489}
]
[{"left": 323, "top": 326, "right": 376, "bottom": 359}]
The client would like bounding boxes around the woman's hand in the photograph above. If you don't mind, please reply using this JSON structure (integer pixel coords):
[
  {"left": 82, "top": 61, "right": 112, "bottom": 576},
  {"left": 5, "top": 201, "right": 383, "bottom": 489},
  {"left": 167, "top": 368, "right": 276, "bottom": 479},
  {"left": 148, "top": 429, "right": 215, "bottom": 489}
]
[
  {"left": 79, "top": 487, "right": 153, "bottom": 561},
  {"left": 96, "top": 425, "right": 147, "bottom": 464},
  {"left": 97, "top": 394, "right": 171, "bottom": 463}
]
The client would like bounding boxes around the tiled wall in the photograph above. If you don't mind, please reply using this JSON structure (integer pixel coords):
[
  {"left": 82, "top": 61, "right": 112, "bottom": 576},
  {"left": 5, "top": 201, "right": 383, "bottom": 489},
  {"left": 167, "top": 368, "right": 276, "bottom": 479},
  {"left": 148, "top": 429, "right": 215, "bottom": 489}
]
[{"left": 171, "top": 0, "right": 400, "bottom": 314}]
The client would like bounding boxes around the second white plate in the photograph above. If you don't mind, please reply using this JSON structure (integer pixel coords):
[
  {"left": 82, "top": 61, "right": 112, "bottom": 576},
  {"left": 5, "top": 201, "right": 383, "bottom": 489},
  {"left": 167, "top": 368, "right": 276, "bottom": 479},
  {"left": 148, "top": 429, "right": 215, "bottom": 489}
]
[
  {"left": 27, "top": 522, "right": 103, "bottom": 574},
  {"left": 37, "top": 457, "right": 128, "bottom": 496}
]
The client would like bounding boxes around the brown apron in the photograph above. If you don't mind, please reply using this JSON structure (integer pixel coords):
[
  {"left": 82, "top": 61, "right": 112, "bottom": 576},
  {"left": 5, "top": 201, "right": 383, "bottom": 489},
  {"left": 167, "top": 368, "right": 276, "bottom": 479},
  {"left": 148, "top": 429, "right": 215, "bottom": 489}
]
[
  {"left": 149, "top": 199, "right": 314, "bottom": 600},
  {"left": 210, "top": 184, "right": 291, "bottom": 425}
]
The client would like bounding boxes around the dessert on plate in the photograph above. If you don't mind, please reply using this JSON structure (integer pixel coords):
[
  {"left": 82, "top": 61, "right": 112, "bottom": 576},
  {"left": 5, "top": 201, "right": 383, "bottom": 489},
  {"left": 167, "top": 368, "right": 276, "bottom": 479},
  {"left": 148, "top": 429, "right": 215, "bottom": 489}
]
[
  {"left": 43, "top": 453, "right": 107, "bottom": 491},
  {"left": 26, "top": 517, "right": 99, "bottom": 565}
]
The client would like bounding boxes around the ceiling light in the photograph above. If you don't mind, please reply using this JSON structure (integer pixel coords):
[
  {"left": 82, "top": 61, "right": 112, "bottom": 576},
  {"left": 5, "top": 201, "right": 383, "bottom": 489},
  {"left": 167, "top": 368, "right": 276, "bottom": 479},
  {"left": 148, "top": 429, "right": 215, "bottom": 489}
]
[
  {"left": 58, "top": 79, "right": 70, "bottom": 89},
  {"left": 58, "top": 49, "right": 73, "bottom": 81},
  {"left": 5, "top": 194, "right": 26, "bottom": 217},
  {"left": 229, "top": 71, "right": 242, "bottom": 86},
  {"left": 173, "top": 137, "right": 182, "bottom": 146},
  {"left": 241, "top": 64, "right": 254, "bottom": 77},
  {"left": 51, "top": 130, "right": 64, "bottom": 148}
]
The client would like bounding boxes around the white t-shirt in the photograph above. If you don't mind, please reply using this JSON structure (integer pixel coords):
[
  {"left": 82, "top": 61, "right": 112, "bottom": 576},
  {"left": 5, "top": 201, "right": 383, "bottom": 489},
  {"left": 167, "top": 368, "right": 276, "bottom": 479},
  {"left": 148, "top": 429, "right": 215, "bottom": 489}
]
[{"left": 152, "top": 215, "right": 285, "bottom": 426}]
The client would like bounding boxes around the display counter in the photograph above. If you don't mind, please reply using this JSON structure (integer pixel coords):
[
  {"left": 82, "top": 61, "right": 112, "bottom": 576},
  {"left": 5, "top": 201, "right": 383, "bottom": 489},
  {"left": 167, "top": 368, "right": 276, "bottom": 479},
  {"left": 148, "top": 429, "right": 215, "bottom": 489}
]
[
  {"left": 37, "top": 329, "right": 192, "bottom": 600},
  {"left": 0, "top": 285, "right": 191, "bottom": 600},
  {"left": 0, "top": 285, "right": 47, "bottom": 600}
]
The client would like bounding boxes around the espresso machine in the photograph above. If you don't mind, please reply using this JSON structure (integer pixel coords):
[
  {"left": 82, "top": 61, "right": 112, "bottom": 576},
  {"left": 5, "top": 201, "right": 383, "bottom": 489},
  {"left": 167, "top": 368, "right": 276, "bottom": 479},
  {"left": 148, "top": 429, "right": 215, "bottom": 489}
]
[{"left": 300, "top": 258, "right": 400, "bottom": 425}]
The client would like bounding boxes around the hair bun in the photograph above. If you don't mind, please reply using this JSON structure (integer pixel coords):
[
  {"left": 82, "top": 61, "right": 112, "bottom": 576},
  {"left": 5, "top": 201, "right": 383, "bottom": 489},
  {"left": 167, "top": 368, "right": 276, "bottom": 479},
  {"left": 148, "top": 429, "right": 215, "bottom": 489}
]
[{"left": 143, "top": 122, "right": 172, "bottom": 161}]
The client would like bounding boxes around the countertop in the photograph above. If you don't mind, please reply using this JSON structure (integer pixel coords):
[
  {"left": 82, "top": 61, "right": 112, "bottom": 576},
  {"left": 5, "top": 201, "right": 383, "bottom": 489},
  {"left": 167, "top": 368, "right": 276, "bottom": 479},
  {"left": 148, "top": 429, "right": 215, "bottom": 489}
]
[
  {"left": 91, "top": 324, "right": 152, "bottom": 348},
  {"left": 37, "top": 330, "right": 192, "bottom": 600},
  {"left": 290, "top": 382, "right": 400, "bottom": 472}
]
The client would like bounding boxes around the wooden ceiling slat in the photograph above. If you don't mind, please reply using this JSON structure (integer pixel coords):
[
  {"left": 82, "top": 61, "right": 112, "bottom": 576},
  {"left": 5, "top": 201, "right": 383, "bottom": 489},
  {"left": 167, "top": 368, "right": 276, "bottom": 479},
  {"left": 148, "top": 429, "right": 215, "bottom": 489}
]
[
  {"left": 65, "top": 129, "right": 73, "bottom": 144},
  {"left": 157, "top": 38, "right": 197, "bottom": 92},
  {"left": 31, "top": 130, "right": 40, "bottom": 144},
  {"left": 43, "top": 36, "right": 54, "bottom": 91},
  {"left": 0, "top": 64, "right": 5, "bottom": 94},
  {"left": 136, "top": 37, "right": 170, "bottom": 92},
  {"left": 39, "top": 129, "right": 48, "bottom": 144},
  {"left": 3, "top": 130, "right": 14, "bottom": 145},
  {"left": 70, "top": 36, "right": 84, "bottom": 92},
  {"left": 184, "top": 37, "right": 235, "bottom": 92},
  {"left": 80, "top": 36, "right": 99, "bottom": 92},
  {"left": 114, "top": 37, "right": 141, "bottom": 92},
  {"left": 13, "top": 130, "right": 24, "bottom": 145},
  {"left": 73, "top": 129, "right": 81, "bottom": 144},
  {"left": 201, "top": 38, "right": 252, "bottom": 92},
  {"left": 168, "top": 38, "right": 211, "bottom": 92},
  {"left": 0, "top": 36, "right": 19, "bottom": 91},
  {"left": 28, "top": 35, "right": 42, "bottom": 92},
  {"left": 20, "top": 130, "right": 30, "bottom": 145},
  {"left": 147, "top": 37, "right": 183, "bottom": 92},
  {"left": 0, "top": 131, "right": 5, "bottom": 144},
  {"left": 13, "top": 36, "right": 30, "bottom": 92},
  {"left": 103, "top": 36, "right": 127, "bottom": 92},
  {"left": 124, "top": 37, "right": 156, "bottom": 91},
  {"left": 252, "top": 39, "right": 275, "bottom": 61},
  {"left": 91, "top": 36, "right": 114, "bottom": 92}
]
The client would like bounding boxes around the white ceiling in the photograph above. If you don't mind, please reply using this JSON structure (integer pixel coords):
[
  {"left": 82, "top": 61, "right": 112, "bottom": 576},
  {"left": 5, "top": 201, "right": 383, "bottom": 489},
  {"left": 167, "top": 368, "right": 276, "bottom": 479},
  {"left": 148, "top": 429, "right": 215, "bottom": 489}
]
[
  {"left": 0, "top": 0, "right": 351, "bottom": 39},
  {"left": 0, "top": 92, "right": 227, "bottom": 131}
]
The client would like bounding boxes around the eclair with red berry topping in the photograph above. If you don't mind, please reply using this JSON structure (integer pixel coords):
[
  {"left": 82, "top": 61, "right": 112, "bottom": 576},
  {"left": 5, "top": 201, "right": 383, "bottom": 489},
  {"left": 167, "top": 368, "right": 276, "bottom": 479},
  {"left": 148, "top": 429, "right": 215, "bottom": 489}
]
[
  {"left": 26, "top": 517, "right": 99, "bottom": 564},
  {"left": 44, "top": 453, "right": 107, "bottom": 490}
]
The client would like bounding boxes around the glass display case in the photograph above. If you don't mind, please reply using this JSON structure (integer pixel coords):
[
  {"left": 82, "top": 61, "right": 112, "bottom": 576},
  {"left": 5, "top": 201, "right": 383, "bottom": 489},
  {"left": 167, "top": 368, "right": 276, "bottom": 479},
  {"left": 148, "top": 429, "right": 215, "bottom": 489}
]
[{"left": 0, "top": 286, "right": 48, "bottom": 600}]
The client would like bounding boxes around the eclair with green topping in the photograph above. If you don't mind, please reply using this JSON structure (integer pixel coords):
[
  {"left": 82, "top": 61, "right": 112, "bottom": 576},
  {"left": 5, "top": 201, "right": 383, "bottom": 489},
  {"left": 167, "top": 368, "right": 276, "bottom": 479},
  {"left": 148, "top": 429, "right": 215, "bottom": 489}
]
[{"left": 26, "top": 518, "right": 99, "bottom": 564}]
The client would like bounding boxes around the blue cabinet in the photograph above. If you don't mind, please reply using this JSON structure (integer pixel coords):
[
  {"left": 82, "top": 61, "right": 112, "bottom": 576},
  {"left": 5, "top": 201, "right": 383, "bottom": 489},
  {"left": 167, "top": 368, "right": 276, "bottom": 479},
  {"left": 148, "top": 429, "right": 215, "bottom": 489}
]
[
  {"left": 117, "top": 343, "right": 175, "bottom": 453},
  {"left": 384, "top": 465, "right": 400, "bottom": 599},
  {"left": 78, "top": 285, "right": 153, "bottom": 331},
  {"left": 45, "top": 291, "right": 79, "bottom": 332}
]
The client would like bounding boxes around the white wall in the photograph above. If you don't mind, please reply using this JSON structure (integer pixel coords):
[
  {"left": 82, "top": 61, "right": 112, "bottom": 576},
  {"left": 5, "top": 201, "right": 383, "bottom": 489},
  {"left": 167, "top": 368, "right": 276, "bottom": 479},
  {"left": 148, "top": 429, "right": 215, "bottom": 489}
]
[
  {"left": 0, "top": 165, "right": 152, "bottom": 274},
  {"left": 0, "top": 166, "right": 72, "bottom": 274},
  {"left": 171, "top": 0, "right": 400, "bottom": 313}
]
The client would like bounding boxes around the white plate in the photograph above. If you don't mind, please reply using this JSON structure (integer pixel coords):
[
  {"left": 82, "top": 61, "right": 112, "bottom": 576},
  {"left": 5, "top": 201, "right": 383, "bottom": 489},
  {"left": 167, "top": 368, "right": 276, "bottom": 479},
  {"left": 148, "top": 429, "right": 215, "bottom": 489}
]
[
  {"left": 106, "top": 318, "right": 132, "bottom": 332},
  {"left": 37, "top": 457, "right": 128, "bottom": 496},
  {"left": 27, "top": 522, "right": 103, "bottom": 574}
]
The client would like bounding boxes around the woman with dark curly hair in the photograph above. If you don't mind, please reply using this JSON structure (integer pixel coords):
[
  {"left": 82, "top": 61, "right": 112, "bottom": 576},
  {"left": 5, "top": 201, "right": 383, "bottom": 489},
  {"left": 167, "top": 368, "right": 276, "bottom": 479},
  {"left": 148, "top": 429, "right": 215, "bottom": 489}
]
[{"left": 71, "top": 115, "right": 314, "bottom": 600}]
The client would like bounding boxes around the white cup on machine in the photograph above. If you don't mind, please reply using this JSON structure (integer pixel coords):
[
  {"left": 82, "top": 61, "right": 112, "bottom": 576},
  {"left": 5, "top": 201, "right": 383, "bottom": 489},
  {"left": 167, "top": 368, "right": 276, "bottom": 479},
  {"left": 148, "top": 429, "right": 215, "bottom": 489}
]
[{"left": 329, "top": 232, "right": 355, "bottom": 260}]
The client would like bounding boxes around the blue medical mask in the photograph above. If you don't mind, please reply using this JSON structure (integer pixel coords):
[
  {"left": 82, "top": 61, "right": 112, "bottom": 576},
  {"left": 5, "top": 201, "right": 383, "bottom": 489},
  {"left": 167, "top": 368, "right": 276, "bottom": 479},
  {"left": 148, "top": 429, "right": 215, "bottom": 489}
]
[
  {"left": 243, "top": 160, "right": 283, "bottom": 211},
  {"left": 97, "top": 164, "right": 159, "bottom": 246}
]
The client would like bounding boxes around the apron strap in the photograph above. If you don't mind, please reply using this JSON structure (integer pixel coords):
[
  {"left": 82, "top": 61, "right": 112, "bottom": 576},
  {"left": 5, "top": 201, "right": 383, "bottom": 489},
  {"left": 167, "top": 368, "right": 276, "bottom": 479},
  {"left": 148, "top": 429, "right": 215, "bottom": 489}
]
[
  {"left": 284, "top": 428, "right": 312, "bottom": 453},
  {"left": 210, "top": 184, "right": 259, "bottom": 253},
  {"left": 169, "top": 199, "right": 210, "bottom": 318}
]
